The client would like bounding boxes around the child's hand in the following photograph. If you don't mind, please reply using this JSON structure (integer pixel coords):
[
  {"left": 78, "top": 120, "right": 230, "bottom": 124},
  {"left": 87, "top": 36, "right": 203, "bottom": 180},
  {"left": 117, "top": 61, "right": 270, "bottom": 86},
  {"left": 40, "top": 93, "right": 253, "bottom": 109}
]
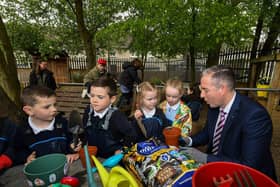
[
  {"left": 114, "top": 149, "right": 122, "bottom": 155},
  {"left": 70, "top": 139, "right": 82, "bottom": 152},
  {"left": 26, "top": 151, "right": 36, "bottom": 164},
  {"left": 66, "top": 153, "right": 79, "bottom": 164},
  {"left": 134, "top": 109, "right": 143, "bottom": 119}
]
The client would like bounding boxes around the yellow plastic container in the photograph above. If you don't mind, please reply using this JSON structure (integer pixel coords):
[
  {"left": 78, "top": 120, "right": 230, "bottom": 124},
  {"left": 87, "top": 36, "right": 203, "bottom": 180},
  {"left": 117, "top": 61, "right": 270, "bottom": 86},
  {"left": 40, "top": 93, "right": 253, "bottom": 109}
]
[{"left": 257, "top": 83, "right": 270, "bottom": 98}]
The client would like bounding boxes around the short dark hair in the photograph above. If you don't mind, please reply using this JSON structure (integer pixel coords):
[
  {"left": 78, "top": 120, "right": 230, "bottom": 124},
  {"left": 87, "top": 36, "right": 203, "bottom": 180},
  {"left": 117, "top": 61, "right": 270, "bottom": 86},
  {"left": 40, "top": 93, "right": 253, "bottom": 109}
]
[
  {"left": 202, "top": 65, "right": 236, "bottom": 90},
  {"left": 21, "top": 86, "right": 56, "bottom": 106},
  {"left": 90, "top": 76, "right": 117, "bottom": 97},
  {"left": 132, "top": 58, "right": 143, "bottom": 69}
]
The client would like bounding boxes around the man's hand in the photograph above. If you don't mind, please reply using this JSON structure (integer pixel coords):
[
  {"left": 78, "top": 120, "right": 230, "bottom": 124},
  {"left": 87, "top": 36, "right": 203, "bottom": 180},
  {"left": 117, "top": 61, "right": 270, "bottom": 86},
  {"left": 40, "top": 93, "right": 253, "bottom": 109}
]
[
  {"left": 181, "top": 136, "right": 191, "bottom": 145},
  {"left": 182, "top": 147, "right": 207, "bottom": 164}
]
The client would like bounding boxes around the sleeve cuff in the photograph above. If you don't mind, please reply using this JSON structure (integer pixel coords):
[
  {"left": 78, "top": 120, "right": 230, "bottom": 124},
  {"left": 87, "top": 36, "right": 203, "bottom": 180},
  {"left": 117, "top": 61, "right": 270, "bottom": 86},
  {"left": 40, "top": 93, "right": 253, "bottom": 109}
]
[
  {"left": 0, "top": 154, "right": 13, "bottom": 169},
  {"left": 187, "top": 137, "right": 193, "bottom": 146}
]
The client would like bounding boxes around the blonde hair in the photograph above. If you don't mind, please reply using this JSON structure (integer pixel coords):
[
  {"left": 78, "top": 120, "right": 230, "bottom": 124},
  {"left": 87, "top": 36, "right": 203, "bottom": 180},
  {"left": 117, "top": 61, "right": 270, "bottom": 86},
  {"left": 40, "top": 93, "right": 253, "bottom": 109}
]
[
  {"left": 130, "top": 82, "right": 158, "bottom": 115},
  {"left": 164, "top": 78, "right": 184, "bottom": 95}
]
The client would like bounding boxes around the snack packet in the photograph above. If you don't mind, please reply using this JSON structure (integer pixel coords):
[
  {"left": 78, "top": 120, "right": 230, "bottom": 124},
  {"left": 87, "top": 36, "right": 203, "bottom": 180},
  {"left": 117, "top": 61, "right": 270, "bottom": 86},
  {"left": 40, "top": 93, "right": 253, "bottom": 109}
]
[{"left": 123, "top": 139, "right": 201, "bottom": 187}]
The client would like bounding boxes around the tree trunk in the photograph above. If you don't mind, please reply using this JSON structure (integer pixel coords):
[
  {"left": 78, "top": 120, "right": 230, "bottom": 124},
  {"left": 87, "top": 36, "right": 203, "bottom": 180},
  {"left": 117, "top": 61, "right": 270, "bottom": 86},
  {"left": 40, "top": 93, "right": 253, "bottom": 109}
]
[
  {"left": 190, "top": 3, "right": 197, "bottom": 83},
  {"left": 255, "top": 4, "right": 280, "bottom": 84},
  {"left": 260, "top": 4, "right": 280, "bottom": 56},
  {"left": 206, "top": 44, "right": 222, "bottom": 68},
  {"left": 0, "top": 15, "right": 21, "bottom": 116},
  {"left": 73, "top": 0, "right": 96, "bottom": 69},
  {"left": 248, "top": 10, "right": 264, "bottom": 87},
  {"left": 190, "top": 45, "right": 196, "bottom": 83}
]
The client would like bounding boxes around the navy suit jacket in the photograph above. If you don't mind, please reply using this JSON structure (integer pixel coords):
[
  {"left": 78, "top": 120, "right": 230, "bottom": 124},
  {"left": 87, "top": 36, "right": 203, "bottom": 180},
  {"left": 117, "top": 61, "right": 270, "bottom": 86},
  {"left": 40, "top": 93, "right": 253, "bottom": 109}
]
[{"left": 191, "top": 92, "right": 277, "bottom": 181}]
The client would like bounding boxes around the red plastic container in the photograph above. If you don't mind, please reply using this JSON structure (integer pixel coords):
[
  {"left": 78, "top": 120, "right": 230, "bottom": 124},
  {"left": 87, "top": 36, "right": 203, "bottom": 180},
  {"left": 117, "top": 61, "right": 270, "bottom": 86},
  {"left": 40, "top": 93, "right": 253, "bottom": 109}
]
[{"left": 192, "top": 161, "right": 279, "bottom": 187}]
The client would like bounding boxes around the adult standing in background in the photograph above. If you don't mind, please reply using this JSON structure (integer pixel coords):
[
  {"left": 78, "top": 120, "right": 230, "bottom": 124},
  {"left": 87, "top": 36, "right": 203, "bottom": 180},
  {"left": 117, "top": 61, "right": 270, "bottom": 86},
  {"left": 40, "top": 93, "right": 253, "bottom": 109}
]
[
  {"left": 83, "top": 58, "right": 107, "bottom": 94},
  {"left": 117, "top": 58, "right": 143, "bottom": 107},
  {"left": 29, "top": 59, "right": 57, "bottom": 90},
  {"left": 83, "top": 58, "right": 107, "bottom": 85},
  {"left": 182, "top": 65, "right": 277, "bottom": 181}
]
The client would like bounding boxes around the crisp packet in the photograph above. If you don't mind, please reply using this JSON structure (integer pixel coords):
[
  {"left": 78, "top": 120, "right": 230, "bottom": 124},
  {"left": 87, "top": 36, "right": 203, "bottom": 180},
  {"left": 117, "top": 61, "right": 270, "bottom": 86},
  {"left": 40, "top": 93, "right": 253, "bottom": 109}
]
[{"left": 123, "top": 139, "right": 201, "bottom": 187}]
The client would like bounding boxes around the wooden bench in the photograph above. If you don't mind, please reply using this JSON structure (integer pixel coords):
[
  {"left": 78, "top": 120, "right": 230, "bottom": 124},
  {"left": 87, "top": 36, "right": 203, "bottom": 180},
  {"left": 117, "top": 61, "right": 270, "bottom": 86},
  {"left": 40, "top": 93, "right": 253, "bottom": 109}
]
[{"left": 55, "top": 84, "right": 89, "bottom": 118}]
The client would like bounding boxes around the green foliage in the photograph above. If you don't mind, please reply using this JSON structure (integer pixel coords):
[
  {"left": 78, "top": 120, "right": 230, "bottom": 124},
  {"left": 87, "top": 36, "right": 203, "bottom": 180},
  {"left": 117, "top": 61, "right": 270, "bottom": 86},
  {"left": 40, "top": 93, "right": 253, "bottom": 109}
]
[
  {"left": 6, "top": 22, "right": 43, "bottom": 55},
  {"left": 149, "top": 77, "right": 164, "bottom": 86},
  {"left": 71, "top": 72, "right": 84, "bottom": 83},
  {"left": 1, "top": 0, "right": 279, "bottom": 63}
]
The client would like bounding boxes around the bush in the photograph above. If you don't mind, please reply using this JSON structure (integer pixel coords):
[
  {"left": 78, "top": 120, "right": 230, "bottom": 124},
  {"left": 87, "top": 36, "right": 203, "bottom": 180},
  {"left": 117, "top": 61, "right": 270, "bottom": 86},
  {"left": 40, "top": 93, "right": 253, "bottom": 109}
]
[
  {"left": 149, "top": 77, "right": 165, "bottom": 85},
  {"left": 71, "top": 72, "right": 83, "bottom": 83}
]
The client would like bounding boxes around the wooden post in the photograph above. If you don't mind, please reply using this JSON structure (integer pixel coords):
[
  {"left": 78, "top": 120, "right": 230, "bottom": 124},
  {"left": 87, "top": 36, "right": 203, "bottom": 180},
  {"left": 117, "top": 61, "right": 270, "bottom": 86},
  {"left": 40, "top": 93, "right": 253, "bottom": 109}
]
[
  {"left": 266, "top": 53, "right": 280, "bottom": 115},
  {"left": 48, "top": 57, "right": 69, "bottom": 83}
]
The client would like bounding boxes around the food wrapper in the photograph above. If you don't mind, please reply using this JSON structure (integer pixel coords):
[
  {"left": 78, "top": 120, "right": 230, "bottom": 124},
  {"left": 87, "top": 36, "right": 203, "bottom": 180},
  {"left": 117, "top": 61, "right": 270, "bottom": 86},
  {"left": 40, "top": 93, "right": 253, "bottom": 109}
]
[{"left": 123, "top": 139, "right": 201, "bottom": 187}]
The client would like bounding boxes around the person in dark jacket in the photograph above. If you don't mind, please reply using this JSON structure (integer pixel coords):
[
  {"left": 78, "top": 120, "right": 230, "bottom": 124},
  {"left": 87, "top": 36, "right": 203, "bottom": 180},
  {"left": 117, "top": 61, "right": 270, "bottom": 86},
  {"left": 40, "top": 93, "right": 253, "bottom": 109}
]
[
  {"left": 117, "top": 58, "right": 143, "bottom": 108},
  {"left": 29, "top": 60, "right": 57, "bottom": 90},
  {"left": 83, "top": 76, "right": 138, "bottom": 158},
  {"left": 181, "top": 82, "right": 202, "bottom": 121},
  {"left": 0, "top": 116, "right": 16, "bottom": 173},
  {"left": 15, "top": 86, "right": 80, "bottom": 165},
  {"left": 0, "top": 89, "right": 17, "bottom": 173},
  {"left": 182, "top": 65, "right": 277, "bottom": 182}
]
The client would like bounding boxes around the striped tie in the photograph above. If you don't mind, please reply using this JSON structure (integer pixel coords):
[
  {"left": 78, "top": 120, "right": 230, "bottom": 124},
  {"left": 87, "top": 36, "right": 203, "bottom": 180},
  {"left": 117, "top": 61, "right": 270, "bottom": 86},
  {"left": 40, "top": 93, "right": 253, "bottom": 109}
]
[{"left": 212, "top": 109, "right": 226, "bottom": 155}]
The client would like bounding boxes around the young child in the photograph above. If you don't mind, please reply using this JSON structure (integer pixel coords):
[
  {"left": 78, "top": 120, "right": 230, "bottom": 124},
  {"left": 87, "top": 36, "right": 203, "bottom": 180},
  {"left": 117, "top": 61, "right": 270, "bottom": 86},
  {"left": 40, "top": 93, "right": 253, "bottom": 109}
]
[
  {"left": 131, "top": 82, "right": 169, "bottom": 142},
  {"left": 0, "top": 116, "right": 16, "bottom": 172},
  {"left": 0, "top": 88, "right": 17, "bottom": 172},
  {"left": 159, "top": 79, "right": 192, "bottom": 138},
  {"left": 82, "top": 76, "right": 137, "bottom": 158},
  {"left": 181, "top": 83, "right": 202, "bottom": 121},
  {"left": 15, "top": 86, "right": 80, "bottom": 164}
]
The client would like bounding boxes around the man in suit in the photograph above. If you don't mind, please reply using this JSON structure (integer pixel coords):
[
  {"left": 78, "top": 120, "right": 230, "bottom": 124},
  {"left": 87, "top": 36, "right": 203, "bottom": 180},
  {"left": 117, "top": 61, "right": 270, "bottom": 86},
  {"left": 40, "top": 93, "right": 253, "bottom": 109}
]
[{"left": 183, "top": 65, "right": 277, "bottom": 181}]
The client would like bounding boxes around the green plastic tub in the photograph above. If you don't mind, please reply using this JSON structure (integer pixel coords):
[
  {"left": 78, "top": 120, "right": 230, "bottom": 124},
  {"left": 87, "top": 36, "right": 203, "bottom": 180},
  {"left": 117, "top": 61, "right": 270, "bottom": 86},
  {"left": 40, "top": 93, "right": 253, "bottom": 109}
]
[{"left": 23, "top": 153, "right": 68, "bottom": 187}]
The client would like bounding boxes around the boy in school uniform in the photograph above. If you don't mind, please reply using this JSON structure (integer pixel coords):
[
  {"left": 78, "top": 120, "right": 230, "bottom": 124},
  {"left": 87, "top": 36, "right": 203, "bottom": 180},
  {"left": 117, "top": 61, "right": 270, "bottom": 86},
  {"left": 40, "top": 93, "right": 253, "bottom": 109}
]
[
  {"left": 15, "top": 86, "right": 80, "bottom": 164},
  {"left": 0, "top": 116, "right": 16, "bottom": 172},
  {"left": 0, "top": 87, "right": 17, "bottom": 172},
  {"left": 83, "top": 76, "right": 138, "bottom": 158}
]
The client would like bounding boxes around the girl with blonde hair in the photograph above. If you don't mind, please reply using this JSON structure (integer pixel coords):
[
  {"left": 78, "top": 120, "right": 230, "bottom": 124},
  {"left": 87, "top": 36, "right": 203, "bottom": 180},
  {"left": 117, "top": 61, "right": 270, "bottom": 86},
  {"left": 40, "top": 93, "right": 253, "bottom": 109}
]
[
  {"left": 159, "top": 78, "right": 192, "bottom": 138},
  {"left": 130, "top": 82, "right": 169, "bottom": 142}
]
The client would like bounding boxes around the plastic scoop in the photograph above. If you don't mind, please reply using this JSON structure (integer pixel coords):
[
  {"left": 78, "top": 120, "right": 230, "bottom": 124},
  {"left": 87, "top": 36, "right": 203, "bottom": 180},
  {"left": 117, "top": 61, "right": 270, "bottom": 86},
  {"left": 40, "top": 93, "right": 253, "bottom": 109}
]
[{"left": 91, "top": 153, "right": 123, "bottom": 173}]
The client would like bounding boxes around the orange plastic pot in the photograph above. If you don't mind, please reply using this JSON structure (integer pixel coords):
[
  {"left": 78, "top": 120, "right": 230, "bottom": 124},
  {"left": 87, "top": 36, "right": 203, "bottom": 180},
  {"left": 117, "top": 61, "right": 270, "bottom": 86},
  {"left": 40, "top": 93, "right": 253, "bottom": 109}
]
[
  {"left": 79, "top": 146, "right": 98, "bottom": 168},
  {"left": 163, "top": 127, "right": 181, "bottom": 147}
]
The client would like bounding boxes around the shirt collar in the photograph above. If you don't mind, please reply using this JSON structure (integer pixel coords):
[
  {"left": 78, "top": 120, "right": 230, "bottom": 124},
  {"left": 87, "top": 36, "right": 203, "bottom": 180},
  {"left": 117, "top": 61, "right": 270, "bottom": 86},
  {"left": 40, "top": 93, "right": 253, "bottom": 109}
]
[
  {"left": 28, "top": 116, "right": 55, "bottom": 135},
  {"left": 221, "top": 91, "right": 236, "bottom": 114},
  {"left": 166, "top": 101, "right": 180, "bottom": 111},
  {"left": 93, "top": 105, "right": 111, "bottom": 118},
  {"left": 142, "top": 108, "right": 156, "bottom": 118}
]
